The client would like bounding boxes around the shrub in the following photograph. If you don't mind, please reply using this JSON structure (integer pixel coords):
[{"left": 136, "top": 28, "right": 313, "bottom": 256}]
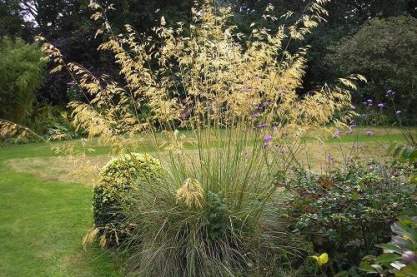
[
  {"left": 326, "top": 16, "right": 417, "bottom": 124},
  {"left": 390, "top": 129, "right": 417, "bottom": 184},
  {"left": 286, "top": 161, "right": 417, "bottom": 273},
  {"left": 0, "top": 37, "right": 45, "bottom": 125},
  {"left": 90, "top": 153, "right": 161, "bottom": 248}
]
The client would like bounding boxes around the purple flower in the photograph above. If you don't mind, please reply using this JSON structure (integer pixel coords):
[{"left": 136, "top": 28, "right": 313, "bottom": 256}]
[
  {"left": 252, "top": 112, "right": 261, "bottom": 118},
  {"left": 402, "top": 251, "right": 417, "bottom": 264},
  {"left": 326, "top": 153, "right": 334, "bottom": 163},
  {"left": 261, "top": 100, "right": 271, "bottom": 108},
  {"left": 378, "top": 103, "right": 384, "bottom": 109},
  {"left": 333, "top": 129, "right": 342, "bottom": 138},
  {"left": 257, "top": 123, "right": 268, "bottom": 129},
  {"left": 180, "top": 108, "right": 192, "bottom": 120},
  {"left": 366, "top": 130, "right": 374, "bottom": 136},
  {"left": 367, "top": 99, "right": 373, "bottom": 103},
  {"left": 263, "top": 134, "right": 273, "bottom": 146}
]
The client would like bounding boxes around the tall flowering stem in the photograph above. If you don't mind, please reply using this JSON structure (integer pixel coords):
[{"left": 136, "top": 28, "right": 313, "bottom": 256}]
[{"left": 41, "top": 0, "right": 363, "bottom": 145}]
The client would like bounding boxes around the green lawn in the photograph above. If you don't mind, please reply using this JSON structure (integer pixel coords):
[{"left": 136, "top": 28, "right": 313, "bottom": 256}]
[
  {"left": 0, "top": 148, "right": 120, "bottom": 276},
  {"left": 0, "top": 127, "right": 413, "bottom": 276}
]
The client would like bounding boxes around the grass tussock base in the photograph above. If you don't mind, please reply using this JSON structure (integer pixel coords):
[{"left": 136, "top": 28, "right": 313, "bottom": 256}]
[{"left": 121, "top": 126, "right": 305, "bottom": 276}]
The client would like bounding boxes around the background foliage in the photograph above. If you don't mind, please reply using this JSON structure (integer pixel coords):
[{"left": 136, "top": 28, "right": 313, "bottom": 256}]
[
  {"left": 326, "top": 16, "right": 417, "bottom": 124},
  {"left": 0, "top": 37, "right": 44, "bottom": 125},
  {"left": 1, "top": 0, "right": 417, "bottom": 129}
]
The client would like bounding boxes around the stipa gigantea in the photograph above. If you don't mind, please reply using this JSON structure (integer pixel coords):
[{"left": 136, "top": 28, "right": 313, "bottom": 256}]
[
  {"left": 38, "top": 1, "right": 367, "bottom": 275},
  {"left": 40, "top": 0, "right": 363, "bottom": 148}
]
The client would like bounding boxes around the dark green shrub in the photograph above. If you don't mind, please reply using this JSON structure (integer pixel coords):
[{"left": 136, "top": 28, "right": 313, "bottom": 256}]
[
  {"left": 390, "top": 129, "right": 417, "bottom": 184},
  {"left": 0, "top": 37, "right": 45, "bottom": 125},
  {"left": 31, "top": 105, "right": 77, "bottom": 140},
  {"left": 286, "top": 161, "right": 417, "bottom": 273},
  {"left": 326, "top": 16, "right": 417, "bottom": 124},
  {"left": 91, "top": 153, "right": 161, "bottom": 248}
]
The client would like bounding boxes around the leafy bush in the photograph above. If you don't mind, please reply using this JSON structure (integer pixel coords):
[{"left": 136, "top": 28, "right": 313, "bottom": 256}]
[
  {"left": 286, "top": 161, "right": 417, "bottom": 273},
  {"left": 0, "top": 37, "right": 45, "bottom": 125},
  {"left": 30, "top": 105, "right": 80, "bottom": 141},
  {"left": 89, "top": 153, "right": 161, "bottom": 248},
  {"left": 390, "top": 129, "right": 417, "bottom": 185},
  {"left": 360, "top": 216, "right": 417, "bottom": 276},
  {"left": 327, "top": 16, "right": 417, "bottom": 124}
]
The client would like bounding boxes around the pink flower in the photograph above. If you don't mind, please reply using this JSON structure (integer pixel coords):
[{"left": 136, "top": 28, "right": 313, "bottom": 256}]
[{"left": 333, "top": 129, "right": 341, "bottom": 138}]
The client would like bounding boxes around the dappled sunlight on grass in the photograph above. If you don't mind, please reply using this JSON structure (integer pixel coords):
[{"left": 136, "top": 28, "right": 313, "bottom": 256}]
[
  {"left": 5, "top": 141, "right": 392, "bottom": 185},
  {"left": 6, "top": 155, "right": 111, "bottom": 185},
  {"left": 0, "top": 166, "right": 120, "bottom": 276}
]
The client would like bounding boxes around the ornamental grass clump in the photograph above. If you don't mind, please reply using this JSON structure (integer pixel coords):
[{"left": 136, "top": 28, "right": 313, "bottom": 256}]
[
  {"left": 122, "top": 125, "right": 307, "bottom": 276},
  {"left": 40, "top": 0, "right": 364, "bottom": 275},
  {"left": 41, "top": 0, "right": 361, "bottom": 142}
]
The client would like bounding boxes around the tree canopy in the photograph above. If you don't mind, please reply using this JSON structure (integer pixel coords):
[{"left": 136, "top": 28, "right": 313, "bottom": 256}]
[
  {"left": 327, "top": 16, "right": 417, "bottom": 122},
  {"left": 0, "top": 0, "right": 417, "bottom": 124}
]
